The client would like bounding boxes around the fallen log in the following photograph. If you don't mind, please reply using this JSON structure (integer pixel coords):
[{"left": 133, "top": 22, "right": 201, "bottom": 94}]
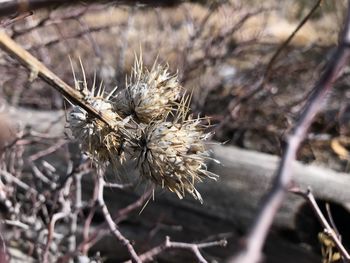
[{"left": 5, "top": 105, "right": 350, "bottom": 261}]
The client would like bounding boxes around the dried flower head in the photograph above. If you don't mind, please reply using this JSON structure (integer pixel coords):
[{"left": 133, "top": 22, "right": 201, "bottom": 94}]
[
  {"left": 68, "top": 61, "right": 128, "bottom": 164},
  {"left": 67, "top": 57, "right": 218, "bottom": 203},
  {"left": 134, "top": 113, "right": 217, "bottom": 203},
  {"left": 114, "top": 56, "right": 182, "bottom": 123}
]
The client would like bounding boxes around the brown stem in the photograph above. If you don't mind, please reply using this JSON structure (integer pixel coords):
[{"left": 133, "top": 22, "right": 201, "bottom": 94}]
[
  {"left": 125, "top": 236, "right": 227, "bottom": 263},
  {"left": 0, "top": 31, "right": 115, "bottom": 126},
  {"left": 263, "top": 0, "right": 323, "bottom": 84},
  {"left": 0, "top": 0, "right": 195, "bottom": 18},
  {"left": 96, "top": 170, "right": 141, "bottom": 263},
  {"left": 291, "top": 187, "right": 350, "bottom": 262},
  {"left": 229, "top": 1, "right": 350, "bottom": 262}
]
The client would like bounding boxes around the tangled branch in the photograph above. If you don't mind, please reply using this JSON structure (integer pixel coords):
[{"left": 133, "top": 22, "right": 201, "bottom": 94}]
[
  {"left": 230, "top": 1, "right": 350, "bottom": 262},
  {"left": 0, "top": 0, "right": 206, "bottom": 18},
  {"left": 290, "top": 187, "right": 350, "bottom": 262}
]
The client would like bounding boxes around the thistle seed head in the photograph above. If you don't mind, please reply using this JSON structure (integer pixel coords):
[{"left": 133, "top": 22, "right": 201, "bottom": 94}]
[
  {"left": 66, "top": 57, "right": 218, "bottom": 203},
  {"left": 67, "top": 60, "right": 129, "bottom": 164},
  {"left": 114, "top": 57, "right": 182, "bottom": 123},
  {"left": 69, "top": 97, "right": 126, "bottom": 164},
  {"left": 135, "top": 116, "right": 217, "bottom": 203}
]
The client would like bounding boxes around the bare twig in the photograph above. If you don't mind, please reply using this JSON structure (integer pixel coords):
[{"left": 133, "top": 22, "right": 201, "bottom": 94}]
[
  {"left": 116, "top": 7, "right": 135, "bottom": 82},
  {"left": 114, "top": 187, "right": 153, "bottom": 222},
  {"left": 10, "top": 7, "right": 88, "bottom": 38},
  {"left": 325, "top": 203, "right": 341, "bottom": 238},
  {"left": 31, "top": 163, "right": 57, "bottom": 188},
  {"left": 81, "top": 205, "right": 97, "bottom": 256},
  {"left": 263, "top": 0, "right": 323, "bottom": 84},
  {"left": 290, "top": 187, "right": 350, "bottom": 262},
  {"left": 73, "top": 186, "right": 153, "bottom": 259},
  {"left": 68, "top": 171, "right": 84, "bottom": 253},
  {"left": 0, "top": 0, "right": 197, "bottom": 18},
  {"left": 230, "top": 1, "right": 350, "bottom": 262},
  {"left": 29, "top": 22, "right": 122, "bottom": 50},
  {"left": 0, "top": 11, "right": 33, "bottom": 27},
  {"left": 125, "top": 236, "right": 227, "bottom": 263},
  {"left": 104, "top": 182, "right": 134, "bottom": 189},
  {"left": 0, "top": 169, "right": 38, "bottom": 195},
  {"left": 42, "top": 211, "right": 69, "bottom": 263},
  {"left": 0, "top": 230, "right": 7, "bottom": 263},
  {"left": 96, "top": 170, "right": 141, "bottom": 263},
  {"left": 42, "top": 176, "right": 72, "bottom": 263},
  {"left": 28, "top": 139, "right": 66, "bottom": 162},
  {"left": 217, "top": 0, "right": 322, "bottom": 134},
  {"left": 0, "top": 31, "right": 115, "bottom": 126}
]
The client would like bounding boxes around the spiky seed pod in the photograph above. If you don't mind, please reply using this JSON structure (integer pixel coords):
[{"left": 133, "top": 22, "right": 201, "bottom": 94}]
[
  {"left": 69, "top": 96, "right": 128, "bottom": 164},
  {"left": 67, "top": 61, "right": 130, "bottom": 165},
  {"left": 135, "top": 116, "right": 217, "bottom": 203},
  {"left": 67, "top": 58, "right": 218, "bottom": 203},
  {"left": 114, "top": 57, "right": 182, "bottom": 123}
]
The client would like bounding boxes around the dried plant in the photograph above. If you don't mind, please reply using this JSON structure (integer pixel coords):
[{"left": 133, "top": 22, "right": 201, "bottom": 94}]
[
  {"left": 68, "top": 61, "right": 131, "bottom": 164},
  {"left": 134, "top": 116, "right": 217, "bottom": 202},
  {"left": 68, "top": 56, "right": 217, "bottom": 202},
  {"left": 114, "top": 56, "right": 182, "bottom": 123}
]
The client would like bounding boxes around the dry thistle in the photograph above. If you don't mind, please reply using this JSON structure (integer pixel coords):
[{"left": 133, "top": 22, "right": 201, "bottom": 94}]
[
  {"left": 114, "top": 56, "right": 182, "bottom": 123},
  {"left": 68, "top": 61, "right": 130, "bottom": 164},
  {"left": 134, "top": 109, "right": 218, "bottom": 203},
  {"left": 67, "top": 57, "right": 218, "bottom": 202}
]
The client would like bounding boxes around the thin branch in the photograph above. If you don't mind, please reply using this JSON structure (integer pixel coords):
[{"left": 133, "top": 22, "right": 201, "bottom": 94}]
[
  {"left": 0, "top": 169, "right": 38, "bottom": 195},
  {"left": 96, "top": 170, "right": 141, "bottom": 263},
  {"left": 43, "top": 176, "right": 72, "bottom": 263},
  {"left": 104, "top": 182, "right": 134, "bottom": 189},
  {"left": 0, "top": 31, "right": 114, "bottom": 127},
  {"left": 0, "top": 0, "right": 197, "bottom": 18},
  {"left": 217, "top": 0, "right": 322, "bottom": 134},
  {"left": 0, "top": 11, "right": 33, "bottom": 27},
  {"left": 290, "top": 187, "right": 350, "bottom": 262},
  {"left": 114, "top": 187, "right": 154, "bottom": 222},
  {"left": 42, "top": 211, "right": 69, "bottom": 263},
  {"left": 28, "top": 139, "right": 66, "bottom": 162},
  {"left": 325, "top": 203, "right": 341, "bottom": 238},
  {"left": 71, "top": 186, "right": 153, "bottom": 259},
  {"left": 68, "top": 171, "right": 83, "bottom": 253},
  {"left": 125, "top": 236, "right": 227, "bottom": 263},
  {"left": 263, "top": 0, "right": 323, "bottom": 84},
  {"left": 29, "top": 22, "right": 124, "bottom": 51},
  {"left": 230, "top": 1, "right": 350, "bottom": 262}
]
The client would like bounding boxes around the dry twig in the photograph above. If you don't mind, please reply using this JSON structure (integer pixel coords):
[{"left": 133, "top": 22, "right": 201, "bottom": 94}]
[
  {"left": 217, "top": 0, "right": 322, "bottom": 134},
  {"left": 95, "top": 169, "right": 142, "bottom": 263},
  {"left": 290, "top": 187, "right": 350, "bottom": 262},
  {"left": 230, "top": 1, "right": 350, "bottom": 262},
  {"left": 0, "top": 30, "right": 116, "bottom": 126},
  {"left": 262, "top": 0, "right": 323, "bottom": 84},
  {"left": 125, "top": 236, "right": 227, "bottom": 263},
  {"left": 0, "top": 0, "right": 203, "bottom": 18}
]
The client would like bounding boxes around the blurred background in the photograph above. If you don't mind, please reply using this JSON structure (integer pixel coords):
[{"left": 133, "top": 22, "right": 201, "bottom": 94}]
[
  {"left": 1, "top": 0, "right": 350, "bottom": 262},
  {"left": 1, "top": 0, "right": 349, "bottom": 169}
]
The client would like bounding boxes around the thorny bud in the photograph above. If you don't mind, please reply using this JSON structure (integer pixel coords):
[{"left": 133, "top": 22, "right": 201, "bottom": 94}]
[
  {"left": 68, "top": 61, "right": 130, "bottom": 164},
  {"left": 134, "top": 114, "right": 218, "bottom": 203},
  {"left": 114, "top": 56, "right": 182, "bottom": 123},
  {"left": 67, "top": 56, "right": 218, "bottom": 202}
]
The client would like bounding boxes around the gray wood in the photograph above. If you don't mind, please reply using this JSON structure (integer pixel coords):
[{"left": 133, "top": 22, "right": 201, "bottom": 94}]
[{"left": 6, "top": 105, "right": 350, "bottom": 261}]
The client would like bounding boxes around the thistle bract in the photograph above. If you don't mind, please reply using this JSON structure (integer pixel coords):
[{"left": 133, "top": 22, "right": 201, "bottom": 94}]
[
  {"left": 69, "top": 97, "right": 126, "bottom": 163},
  {"left": 135, "top": 117, "right": 217, "bottom": 203},
  {"left": 114, "top": 58, "right": 181, "bottom": 123}
]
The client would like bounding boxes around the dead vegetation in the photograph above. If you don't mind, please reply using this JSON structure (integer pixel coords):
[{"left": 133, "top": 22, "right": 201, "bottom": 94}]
[{"left": 1, "top": 0, "right": 350, "bottom": 262}]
